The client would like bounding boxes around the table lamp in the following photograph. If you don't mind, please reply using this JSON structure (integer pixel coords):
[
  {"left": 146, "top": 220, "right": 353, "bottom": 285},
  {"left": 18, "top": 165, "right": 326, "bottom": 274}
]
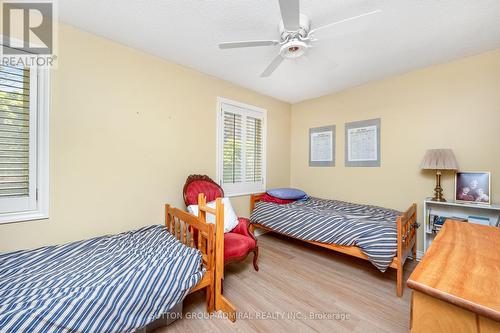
[{"left": 420, "top": 149, "right": 459, "bottom": 202}]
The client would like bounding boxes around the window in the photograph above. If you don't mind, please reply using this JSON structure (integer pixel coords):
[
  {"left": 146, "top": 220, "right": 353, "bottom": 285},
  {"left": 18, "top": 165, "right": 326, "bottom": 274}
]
[
  {"left": 0, "top": 63, "right": 49, "bottom": 224},
  {"left": 216, "top": 98, "right": 266, "bottom": 196}
]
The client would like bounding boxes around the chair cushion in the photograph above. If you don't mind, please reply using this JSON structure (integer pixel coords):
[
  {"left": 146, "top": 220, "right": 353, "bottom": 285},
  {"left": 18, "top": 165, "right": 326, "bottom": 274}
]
[
  {"left": 185, "top": 180, "right": 223, "bottom": 205},
  {"left": 224, "top": 232, "right": 256, "bottom": 261}
]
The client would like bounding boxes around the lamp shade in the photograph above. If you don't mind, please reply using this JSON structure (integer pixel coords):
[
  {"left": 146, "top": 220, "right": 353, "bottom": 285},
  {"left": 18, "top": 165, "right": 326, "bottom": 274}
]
[{"left": 420, "top": 149, "right": 459, "bottom": 170}]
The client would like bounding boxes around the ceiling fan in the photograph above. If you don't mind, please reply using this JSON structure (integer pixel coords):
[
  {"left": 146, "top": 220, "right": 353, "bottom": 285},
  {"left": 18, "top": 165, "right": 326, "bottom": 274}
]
[{"left": 218, "top": 0, "right": 381, "bottom": 77}]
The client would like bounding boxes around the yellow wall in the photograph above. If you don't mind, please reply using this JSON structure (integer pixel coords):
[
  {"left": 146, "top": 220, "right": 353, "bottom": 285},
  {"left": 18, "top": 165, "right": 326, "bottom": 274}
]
[
  {"left": 290, "top": 49, "right": 500, "bottom": 251},
  {"left": 0, "top": 24, "right": 291, "bottom": 252},
  {"left": 1, "top": 20, "right": 498, "bottom": 255}
]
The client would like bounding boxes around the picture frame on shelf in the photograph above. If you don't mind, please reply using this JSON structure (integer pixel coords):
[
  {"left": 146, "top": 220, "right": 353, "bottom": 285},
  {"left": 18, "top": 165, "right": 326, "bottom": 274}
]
[{"left": 455, "top": 171, "right": 491, "bottom": 205}]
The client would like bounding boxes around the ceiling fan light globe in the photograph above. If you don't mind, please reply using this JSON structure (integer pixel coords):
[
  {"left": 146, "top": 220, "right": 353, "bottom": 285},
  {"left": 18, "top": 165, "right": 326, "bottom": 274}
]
[{"left": 280, "top": 39, "right": 308, "bottom": 59}]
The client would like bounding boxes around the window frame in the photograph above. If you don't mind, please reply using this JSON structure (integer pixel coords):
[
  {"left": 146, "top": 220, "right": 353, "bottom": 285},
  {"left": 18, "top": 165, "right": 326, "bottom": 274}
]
[
  {"left": 0, "top": 65, "right": 50, "bottom": 224},
  {"left": 216, "top": 97, "right": 267, "bottom": 197}
]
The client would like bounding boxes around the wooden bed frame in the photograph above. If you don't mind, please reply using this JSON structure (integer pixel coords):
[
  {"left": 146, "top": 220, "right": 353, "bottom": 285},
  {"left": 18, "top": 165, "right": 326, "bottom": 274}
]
[
  {"left": 249, "top": 193, "right": 418, "bottom": 297},
  {"left": 165, "top": 194, "right": 236, "bottom": 321}
]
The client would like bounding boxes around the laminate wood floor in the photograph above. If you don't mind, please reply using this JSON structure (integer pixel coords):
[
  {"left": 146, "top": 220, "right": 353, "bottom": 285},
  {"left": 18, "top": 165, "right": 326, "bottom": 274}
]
[{"left": 156, "top": 232, "right": 418, "bottom": 333}]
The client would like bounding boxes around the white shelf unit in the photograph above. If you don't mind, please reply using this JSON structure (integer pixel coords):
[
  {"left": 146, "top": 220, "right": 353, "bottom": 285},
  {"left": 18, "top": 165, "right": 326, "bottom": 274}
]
[{"left": 423, "top": 199, "right": 500, "bottom": 252}]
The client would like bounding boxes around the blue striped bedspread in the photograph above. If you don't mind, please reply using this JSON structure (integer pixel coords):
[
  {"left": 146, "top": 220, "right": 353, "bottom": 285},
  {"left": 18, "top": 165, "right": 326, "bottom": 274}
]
[
  {"left": 0, "top": 225, "right": 204, "bottom": 333},
  {"left": 250, "top": 197, "right": 402, "bottom": 272}
]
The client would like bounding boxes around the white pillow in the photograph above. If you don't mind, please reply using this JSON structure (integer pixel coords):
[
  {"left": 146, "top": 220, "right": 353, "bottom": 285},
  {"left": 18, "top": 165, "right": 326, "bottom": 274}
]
[{"left": 187, "top": 197, "right": 239, "bottom": 233}]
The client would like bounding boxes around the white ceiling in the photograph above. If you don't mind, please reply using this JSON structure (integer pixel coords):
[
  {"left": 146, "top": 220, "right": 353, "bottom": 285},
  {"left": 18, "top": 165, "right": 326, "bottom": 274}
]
[{"left": 58, "top": 0, "right": 500, "bottom": 103}]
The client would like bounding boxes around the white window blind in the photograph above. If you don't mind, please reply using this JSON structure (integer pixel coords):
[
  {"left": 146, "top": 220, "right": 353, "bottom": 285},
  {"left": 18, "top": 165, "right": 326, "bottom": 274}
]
[
  {"left": 217, "top": 99, "right": 266, "bottom": 196},
  {"left": 0, "top": 64, "right": 37, "bottom": 213},
  {"left": 222, "top": 111, "right": 243, "bottom": 184},
  {"left": 0, "top": 61, "right": 49, "bottom": 223},
  {"left": 245, "top": 116, "right": 263, "bottom": 183}
]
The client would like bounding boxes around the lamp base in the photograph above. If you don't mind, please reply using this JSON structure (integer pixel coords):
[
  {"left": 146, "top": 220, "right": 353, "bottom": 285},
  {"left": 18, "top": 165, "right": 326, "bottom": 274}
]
[{"left": 431, "top": 170, "right": 446, "bottom": 202}]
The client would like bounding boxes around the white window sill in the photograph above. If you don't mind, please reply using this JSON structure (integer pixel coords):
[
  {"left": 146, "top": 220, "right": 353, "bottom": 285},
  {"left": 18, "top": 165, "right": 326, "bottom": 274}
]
[
  {"left": 0, "top": 210, "right": 49, "bottom": 225},
  {"left": 224, "top": 190, "right": 266, "bottom": 198}
]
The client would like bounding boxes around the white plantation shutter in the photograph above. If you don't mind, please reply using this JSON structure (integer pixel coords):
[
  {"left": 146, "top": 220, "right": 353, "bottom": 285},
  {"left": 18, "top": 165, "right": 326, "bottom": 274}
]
[
  {"left": 0, "top": 64, "right": 37, "bottom": 214},
  {"left": 217, "top": 99, "right": 266, "bottom": 196},
  {"left": 0, "top": 42, "right": 49, "bottom": 224},
  {"left": 245, "top": 116, "right": 262, "bottom": 183},
  {"left": 223, "top": 111, "right": 242, "bottom": 184},
  {"left": 0, "top": 66, "right": 30, "bottom": 198}
]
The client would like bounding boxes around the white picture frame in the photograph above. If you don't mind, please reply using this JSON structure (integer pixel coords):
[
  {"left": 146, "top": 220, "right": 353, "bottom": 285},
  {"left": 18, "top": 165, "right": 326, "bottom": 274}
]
[
  {"left": 309, "top": 125, "right": 335, "bottom": 167},
  {"left": 345, "top": 118, "right": 381, "bottom": 167}
]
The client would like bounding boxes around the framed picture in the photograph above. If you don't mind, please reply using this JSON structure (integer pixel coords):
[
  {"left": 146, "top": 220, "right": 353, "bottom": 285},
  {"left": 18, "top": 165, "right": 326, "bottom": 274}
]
[
  {"left": 345, "top": 118, "right": 380, "bottom": 167},
  {"left": 455, "top": 171, "right": 491, "bottom": 205},
  {"left": 309, "top": 125, "right": 335, "bottom": 167}
]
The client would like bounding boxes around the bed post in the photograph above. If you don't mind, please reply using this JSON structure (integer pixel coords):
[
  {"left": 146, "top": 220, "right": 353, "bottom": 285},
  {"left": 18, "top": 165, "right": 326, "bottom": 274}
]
[
  {"left": 216, "top": 198, "right": 237, "bottom": 321},
  {"left": 396, "top": 214, "right": 404, "bottom": 297},
  {"left": 165, "top": 204, "right": 171, "bottom": 231},
  {"left": 249, "top": 193, "right": 265, "bottom": 234},
  {"left": 205, "top": 197, "right": 215, "bottom": 313},
  {"left": 215, "top": 197, "right": 225, "bottom": 290},
  {"left": 411, "top": 204, "right": 418, "bottom": 261},
  {"left": 195, "top": 194, "right": 214, "bottom": 312},
  {"left": 395, "top": 203, "right": 418, "bottom": 297},
  {"left": 206, "top": 222, "right": 215, "bottom": 313}
]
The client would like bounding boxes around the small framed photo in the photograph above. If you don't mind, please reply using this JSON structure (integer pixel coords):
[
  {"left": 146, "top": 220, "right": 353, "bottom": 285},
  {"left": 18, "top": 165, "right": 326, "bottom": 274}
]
[{"left": 455, "top": 172, "right": 491, "bottom": 205}]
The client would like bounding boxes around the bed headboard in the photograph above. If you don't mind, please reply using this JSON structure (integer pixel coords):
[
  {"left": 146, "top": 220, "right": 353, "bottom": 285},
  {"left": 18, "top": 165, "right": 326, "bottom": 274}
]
[{"left": 249, "top": 192, "right": 266, "bottom": 214}]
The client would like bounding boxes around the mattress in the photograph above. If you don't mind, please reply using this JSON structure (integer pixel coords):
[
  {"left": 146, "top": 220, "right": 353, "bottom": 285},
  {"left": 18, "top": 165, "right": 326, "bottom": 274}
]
[
  {"left": 0, "top": 225, "right": 204, "bottom": 333},
  {"left": 250, "top": 197, "right": 402, "bottom": 272}
]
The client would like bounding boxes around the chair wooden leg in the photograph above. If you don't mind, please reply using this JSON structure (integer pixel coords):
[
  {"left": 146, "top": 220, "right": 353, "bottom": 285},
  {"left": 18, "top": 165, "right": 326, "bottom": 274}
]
[{"left": 253, "top": 247, "right": 259, "bottom": 271}]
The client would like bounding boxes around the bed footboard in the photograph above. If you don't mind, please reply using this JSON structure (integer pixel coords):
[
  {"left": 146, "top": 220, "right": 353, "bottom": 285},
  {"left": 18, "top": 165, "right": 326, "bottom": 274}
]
[
  {"left": 165, "top": 202, "right": 215, "bottom": 311},
  {"left": 395, "top": 203, "right": 418, "bottom": 296},
  {"left": 165, "top": 194, "right": 236, "bottom": 321}
]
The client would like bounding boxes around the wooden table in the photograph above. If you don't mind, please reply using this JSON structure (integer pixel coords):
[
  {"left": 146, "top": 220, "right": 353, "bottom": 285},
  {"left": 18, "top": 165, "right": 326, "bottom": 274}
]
[{"left": 407, "top": 220, "right": 500, "bottom": 333}]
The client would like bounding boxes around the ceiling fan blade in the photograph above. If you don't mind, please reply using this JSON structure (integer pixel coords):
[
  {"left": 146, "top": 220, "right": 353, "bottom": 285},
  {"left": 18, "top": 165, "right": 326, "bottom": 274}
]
[
  {"left": 278, "top": 0, "right": 300, "bottom": 31},
  {"left": 310, "top": 9, "right": 382, "bottom": 35},
  {"left": 260, "top": 55, "right": 284, "bottom": 77},
  {"left": 219, "top": 40, "right": 279, "bottom": 49}
]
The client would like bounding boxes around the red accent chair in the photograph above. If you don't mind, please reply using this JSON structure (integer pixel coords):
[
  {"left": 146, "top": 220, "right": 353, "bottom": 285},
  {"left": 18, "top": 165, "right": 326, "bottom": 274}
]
[{"left": 183, "top": 174, "right": 259, "bottom": 271}]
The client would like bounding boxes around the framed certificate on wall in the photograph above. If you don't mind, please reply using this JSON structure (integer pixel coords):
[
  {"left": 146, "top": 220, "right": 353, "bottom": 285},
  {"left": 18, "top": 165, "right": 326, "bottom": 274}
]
[
  {"left": 345, "top": 118, "right": 381, "bottom": 167},
  {"left": 309, "top": 125, "right": 335, "bottom": 167}
]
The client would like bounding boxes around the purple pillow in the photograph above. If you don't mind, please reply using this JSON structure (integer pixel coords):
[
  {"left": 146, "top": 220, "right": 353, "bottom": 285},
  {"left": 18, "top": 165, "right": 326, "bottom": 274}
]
[{"left": 267, "top": 188, "right": 308, "bottom": 200}]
